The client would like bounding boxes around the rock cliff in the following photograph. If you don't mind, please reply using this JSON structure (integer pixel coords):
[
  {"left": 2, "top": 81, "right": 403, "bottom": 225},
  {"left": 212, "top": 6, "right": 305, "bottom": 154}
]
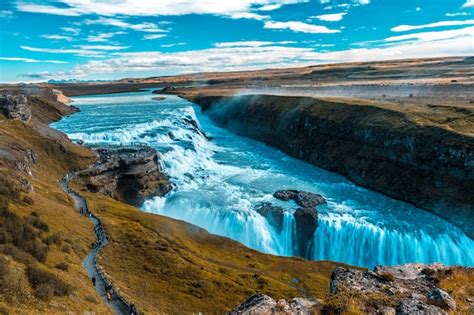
[
  {"left": 186, "top": 94, "right": 474, "bottom": 238},
  {"left": 78, "top": 145, "right": 172, "bottom": 206},
  {"left": 0, "top": 94, "right": 31, "bottom": 122}
]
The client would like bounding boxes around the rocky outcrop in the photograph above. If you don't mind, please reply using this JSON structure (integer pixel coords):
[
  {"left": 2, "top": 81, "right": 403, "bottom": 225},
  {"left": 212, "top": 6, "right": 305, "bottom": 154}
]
[
  {"left": 255, "top": 190, "right": 322, "bottom": 258},
  {"left": 51, "top": 88, "right": 72, "bottom": 104},
  {"left": 187, "top": 94, "right": 474, "bottom": 238},
  {"left": 396, "top": 299, "right": 446, "bottom": 315},
  {"left": 78, "top": 145, "right": 171, "bottom": 206},
  {"left": 273, "top": 190, "right": 326, "bottom": 208},
  {"left": 228, "top": 293, "right": 318, "bottom": 315},
  {"left": 330, "top": 263, "right": 460, "bottom": 314},
  {"left": 254, "top": 202, "right": 285, "bottom": 232},
  {"left": 0, "top": 94, "right": 31, "bottom": 122},
  {"left": 293, "top": 208, "right": 318, "bottom": 257},
  {"left": 427, "top": 288, "right": 456, "bottom": 311}
]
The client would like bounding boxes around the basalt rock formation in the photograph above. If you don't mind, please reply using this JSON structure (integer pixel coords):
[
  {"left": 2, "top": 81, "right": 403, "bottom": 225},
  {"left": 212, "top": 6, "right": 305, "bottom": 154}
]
[
  {"left": 254, "top": 202, "right": 285, "bottom": 232},
  {"left": 293, "top": 208, "right": 318, "bottom": 257},
  {"left": 255, "top": 190, "right": 323, "bottom": 258},
  {"left": 273, "top": 190, "right": 326, "bottom": 208},
  {"left": 187, "top": 94, "right": 474, "bottom": 239},
  {"left": 78, "top": 145, "right": 171, "bottom": 206},
  {"left": 0, "top": 94, "right": 31, "bottom": 122}
]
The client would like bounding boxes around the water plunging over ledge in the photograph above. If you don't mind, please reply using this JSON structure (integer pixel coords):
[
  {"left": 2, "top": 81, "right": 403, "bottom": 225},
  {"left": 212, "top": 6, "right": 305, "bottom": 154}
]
[{"left": 52, "top": 90, "right": 474, "bottom": 268}]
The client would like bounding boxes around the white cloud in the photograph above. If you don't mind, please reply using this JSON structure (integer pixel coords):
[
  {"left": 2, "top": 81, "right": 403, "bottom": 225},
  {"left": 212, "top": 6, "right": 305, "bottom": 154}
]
[
  {"left": 76, "top": 45, "right": 129, "bottom": 50},
  {"left": 264, "top": 21, "right": 340, "bottom": 33},
  {"left": 229, "top": 12, "right": 269, "bottom": 20},
  {"left": 83, "top": 17, "right": 168, "bottom": 33},
  {"left": 463, "top": 0, "right": 474, "bottom": 8},
  {"left": 35, "top": 33, "right": 471, "bottom": 81},
  {"left": 0, "top": 57, "right": 67, "bottom": 64},
  {"left": 161, "top": 42, "right": 187, "bottom": 48},
  {"left": 386, "top": 26, "right": 474, "bottom": 42},
  {"left": 87, "top": 32, "right": 126, "bottom": 42},
  {"left": 61, "top": 27, "right": 81, "bottom": 35},
  {"left": 312, "top": 12, "right": 346, "bottom": 22},
  {"left": 14, "top": 0, "right": 309, "bottom": 20},
  {"left": 0, "top": 10, "right": 14, "bottom": 18},
  {"left": 15, "top": 3, "right": 82, "bottom": 16},
  {"left": 214, "top": 41, "right": 296, "bottom": 47},
  {"left": 41, "top": 34, "right": 73, "bottom": 41},
  {"left": 21, "top": 44, "right": 128, "bottom": 57},
  {"left": 446, "top": 12, "right": 471, "bottom": 17},
  {"left": 143, "top": 34, "right": 167, "bottom": 40},
  {"left": 258, "top": 4, "right": 282, "bottom": 11},
  {"left": 391, "top": 19, "right": 474, "bottom": 32}
]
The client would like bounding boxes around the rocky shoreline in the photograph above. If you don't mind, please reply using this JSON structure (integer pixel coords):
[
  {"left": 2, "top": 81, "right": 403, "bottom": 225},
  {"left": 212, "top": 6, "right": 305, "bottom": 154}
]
[{"left": 180, "top": 93, "right": 474, "bottom": 239}]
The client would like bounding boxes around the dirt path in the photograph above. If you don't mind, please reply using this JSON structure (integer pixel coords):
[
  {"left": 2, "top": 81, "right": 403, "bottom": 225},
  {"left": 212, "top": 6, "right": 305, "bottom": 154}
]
[{"left": 61, "top": 174, "right": 138, "bottom": 315}]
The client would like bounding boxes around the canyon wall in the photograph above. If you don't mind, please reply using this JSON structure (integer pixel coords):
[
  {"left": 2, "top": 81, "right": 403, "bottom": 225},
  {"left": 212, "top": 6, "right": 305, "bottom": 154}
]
[{"left": 188, "top": 94, "right": 474, "bottom": 238}]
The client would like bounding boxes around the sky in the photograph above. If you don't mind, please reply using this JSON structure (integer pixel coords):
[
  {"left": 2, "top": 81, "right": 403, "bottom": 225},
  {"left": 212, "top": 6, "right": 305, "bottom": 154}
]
[{"left": 0, "top": 0, "right": 473, "bottom": 83}]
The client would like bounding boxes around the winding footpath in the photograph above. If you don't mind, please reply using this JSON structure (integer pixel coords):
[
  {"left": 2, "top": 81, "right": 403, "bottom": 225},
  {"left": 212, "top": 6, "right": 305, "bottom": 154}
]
[{"left": 61, "top": 174, "right": 138, "bottom": 315}]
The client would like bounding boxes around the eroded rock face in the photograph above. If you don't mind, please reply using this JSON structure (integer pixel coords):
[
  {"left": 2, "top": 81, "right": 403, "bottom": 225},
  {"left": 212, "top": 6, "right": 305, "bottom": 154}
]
[
  {"left": 293, "top": 208, "right": 318, "bottom": 257},
  {"left": 273, "top": 190, "right": 326, "bottom": 208},
  {"left": 330, "top": 263, "right": 457, "bottom": 314},
  {"left": 0, "top": 94, "right": 31, "bottom": 122},
  {"left": 228, "top": 293, "right": 318, "bottom": 315},
  {"left": 79, "top": 145, "right": 172, "bottom": 206},
  {"left": 254, "top": 202, "right": 285, "bottom": 232},
  {"left": 255, "top": 190, "right": 323, "bottom": 258},
  {"left": 191, "top": 94, "right": 474, "bottom": 238}
]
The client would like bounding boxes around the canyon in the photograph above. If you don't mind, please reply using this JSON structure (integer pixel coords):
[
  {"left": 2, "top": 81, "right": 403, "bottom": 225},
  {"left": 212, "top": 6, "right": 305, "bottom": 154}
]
[{"left": 1, "top": 57, "right": 473, "bottom": 314}]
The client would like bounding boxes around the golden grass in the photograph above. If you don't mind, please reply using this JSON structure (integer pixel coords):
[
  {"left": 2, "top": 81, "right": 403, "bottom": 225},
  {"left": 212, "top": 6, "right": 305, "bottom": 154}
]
[
  {"left": 0, "top": 110, "right": 113, "bottom": 314},
  {"left": 439, "top": 267, "right": 474, "bottom": 314},
  {"left": 74, "top": 187, "right": 345, "bottom": 314}
]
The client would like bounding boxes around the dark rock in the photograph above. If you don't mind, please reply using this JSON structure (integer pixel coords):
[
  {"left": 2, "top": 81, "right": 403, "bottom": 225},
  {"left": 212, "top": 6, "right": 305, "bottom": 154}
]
[
  {"left": 254, "top": 202, "right": 285, "bottom": 232},
  {"left": 294, "top": 191, "right": 326, "bottom": 208},
  {"left": 159, "top": 86, "right": 177, "bottom": 94},
  {"left": 0, "top": 94, "right": 31, "bottom": 122},
  {"left": 427, "top": 288, "right": 456, "bottom": 310},
  {"left": 273, "top": 190, "right": 297, "bottom": 201},
  {"left": 293, "top": 207, "right": 317, "bottom": 257},
  {"left": 79, "top": 145, "right": 172, "bottom": 206},
  {"left": 152, "top": 96, "right": 166, "bottom": 101},
  {"left": 227, "top": 293, "right": 318, "bottom": 315},
  {"left": 396, "top": 299, "right": 446, "bottom": 315},
  {"left": 273, "top": 190, "right": 326, "bottom": 208}
]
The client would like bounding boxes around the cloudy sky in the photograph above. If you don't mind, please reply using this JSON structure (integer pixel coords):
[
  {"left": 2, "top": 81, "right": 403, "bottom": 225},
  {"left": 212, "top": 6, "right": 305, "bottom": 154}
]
[{"left": 0, "top": 0, "right": 473, "bottom": 82}]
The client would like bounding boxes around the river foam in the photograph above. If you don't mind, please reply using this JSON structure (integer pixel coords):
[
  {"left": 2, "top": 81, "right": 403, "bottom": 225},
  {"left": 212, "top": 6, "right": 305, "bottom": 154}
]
[{"left": 52, "top": 90, "right": 474, "bottom": 268}]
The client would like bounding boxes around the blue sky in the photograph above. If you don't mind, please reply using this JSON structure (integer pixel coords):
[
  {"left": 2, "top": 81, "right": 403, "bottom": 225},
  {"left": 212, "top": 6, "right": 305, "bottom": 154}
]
[{"left": 0, "top": 0, "right": 473, "bottom": 82}]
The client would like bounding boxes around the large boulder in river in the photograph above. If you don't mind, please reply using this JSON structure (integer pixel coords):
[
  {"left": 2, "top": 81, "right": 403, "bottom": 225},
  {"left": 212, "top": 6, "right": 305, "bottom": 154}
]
[
  {"left": 274, "top": 190, "right": 326, "bottom": 208},
  {"left": 254, "top": 202, "right": 285, "bottom": 232},
  {"left": 293, "top": 207, "right": 318, "bottom": 257},
  {"left": 227, "top": 293, "right": 318, "bottom": 315}
]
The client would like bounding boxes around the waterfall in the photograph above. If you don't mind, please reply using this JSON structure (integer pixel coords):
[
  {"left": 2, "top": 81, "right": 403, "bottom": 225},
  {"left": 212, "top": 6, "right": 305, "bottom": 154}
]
[{"left": 52, "top": 91, "right": 474, "bottom": 269}]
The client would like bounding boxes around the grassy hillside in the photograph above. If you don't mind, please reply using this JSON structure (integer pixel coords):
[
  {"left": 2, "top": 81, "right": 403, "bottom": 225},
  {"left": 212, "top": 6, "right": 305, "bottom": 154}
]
[
  {"left": 0, "top": 108, "right": 112, "bottom": 313},
  {"left": 71, "top": 187, "right": 344, "bottom": 314}
]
